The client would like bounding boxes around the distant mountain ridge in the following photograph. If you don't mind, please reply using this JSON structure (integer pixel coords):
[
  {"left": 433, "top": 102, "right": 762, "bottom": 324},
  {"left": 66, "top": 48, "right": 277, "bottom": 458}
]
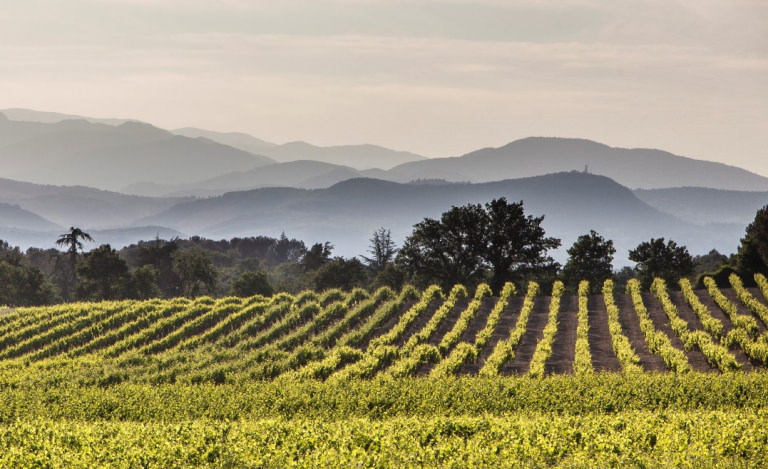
[
  {"left": 387, "top": 137, "right": 768, "bottom": 191},
  {"left": 0, "top": 108, "right": 763, "bottom": 262},
  {"left": 5, "top": 109, "right": 766, "bottom": 193},
  {"left": 137, "top": 172, "right": 742, "bottom": 264},
  {"left": 0, "top": 202, "right": 60, "bottom": 232},
  {"left": 122, "top": 160, "right": 388, "bottom": 197},
  {"left": 0, "top": 108, "right": 141, "bottom": 126},
  {"left": 635, "top": 187, "right": 768, "bottom": 226},
  {"left": 0, "top": 113, "right": 274, "bottom": 191},
  {"left": 0, "top": 177, "right": 187, "bottom": 250},
  {"left": 173, "top": 127, "right": 427, "bottom": 170},
  {"left": 0, "top": 177, "right": 188, "bottom": 229},
  {"left": 0, "top": 168, "right": 756, "bottom": 264},
  {"left": 118, "top": 137, "right": 768, "bottom": 198}
]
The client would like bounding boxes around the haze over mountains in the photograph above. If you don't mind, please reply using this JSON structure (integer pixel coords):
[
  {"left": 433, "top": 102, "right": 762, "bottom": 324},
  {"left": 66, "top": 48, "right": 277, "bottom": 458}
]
[
  {"left": 137, "top": 172, "right": 732, "bottom": 265},
  {"left": 173, "top": 128, "right": 426, "bottom": 170},
  {"left": 0, "top": 114, "right": 273, "bottom": 191},
  {"left": 0, "top": 108, "right": 766, "bottom": 264}
]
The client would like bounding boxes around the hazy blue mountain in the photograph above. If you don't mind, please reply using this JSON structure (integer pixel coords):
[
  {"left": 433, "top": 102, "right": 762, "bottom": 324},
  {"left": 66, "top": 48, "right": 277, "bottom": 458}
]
[
  {"left": 122, "top": 161, "right": 391, "bottom": 197},
  {"left": 7, "top": 110, "right": 766, "bottom": 194},
  {"left": 172, "top": 127, "right": 276, "bottom": 154},
  {"left": 0, "top": 203, "right": 61, "bottom": 232},
  {"left": 0, "top": 177, "right": 187, "bottom": 229},
  {"left": 635, "top": 187, "right": 768, "bottom": 225},
  {"left": 0, "top": 225, "right": 184, "bottom": 252},
  {"left": 388, "top": 137, "right": 768, "bottom": 191},
  {"left": 138, "top": 172, "right": 743, "bottom": 265},
  {"left": 0, "top": 115, "right": 275, "bottom": 191},
  {"left": 0, "top": 174, "right": 186, "bottom": 251},
  {"left": 173, "top": 127, "right": 426, "bottom": 170}
]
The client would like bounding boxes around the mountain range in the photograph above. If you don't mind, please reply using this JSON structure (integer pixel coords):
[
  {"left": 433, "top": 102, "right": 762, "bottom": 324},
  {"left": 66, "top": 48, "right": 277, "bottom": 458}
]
[
  {"left": 0, "top": 108, "right": 766, "bottom": 264},
  {"left": 0, "top": 113, "right": 273, "bottom": 191},
  {"left": 173, "top": 128, "right": 426, "bottom": 170},
  {"left": 121, "top": 136, "right": 768, "bottom": 197},
  {"left": 132, "top": 173, "right": 743, "bottom": 265},
  {"left": 6, "top": 108, "right": 768, "bottom": 194}
]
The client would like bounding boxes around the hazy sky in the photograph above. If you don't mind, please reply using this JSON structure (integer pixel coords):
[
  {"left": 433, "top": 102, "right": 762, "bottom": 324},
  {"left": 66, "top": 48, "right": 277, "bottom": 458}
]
[{"left": 2, "top": 0, "right": 766, "bottom": 173}]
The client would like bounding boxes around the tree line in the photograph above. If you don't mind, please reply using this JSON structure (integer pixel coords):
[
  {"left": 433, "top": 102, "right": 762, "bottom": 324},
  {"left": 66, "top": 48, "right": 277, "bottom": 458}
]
[{"left": 1, "top": 199, "right": 766, "bottom": 306}]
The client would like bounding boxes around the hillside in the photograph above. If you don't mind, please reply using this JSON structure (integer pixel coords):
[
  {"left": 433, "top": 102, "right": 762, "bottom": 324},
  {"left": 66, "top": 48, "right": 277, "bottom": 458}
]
[
  {"left": 0, "top": 276, "right": 766, "bottom": 384},
  {"left": 635, "top": 187, "right": 768, "bottom": 225},
  {"left": 138, "top": 172, "right": 736, "bottom": 263},
  {"left": 123, "top": 160, "right": 382, "bottom": 197},
  {"left": 2, "top": 278, "right": 768, "bottom": 466},
  {"left": 0, "top": 177, "right": 186, "bottom": 229},
  {"left": 0, "top": 203, "right": 60, "bottom": 232},
  {"left": 0, "top": 177, "right": 187, "bottom": 249},
  {"left": 5, "top": 110, "right": 766, "bottom": 195},
  {"left": 0, "top": 108, "right": 141, "bottom": 126},
  {"left": 0, "top": 114, "right": 275, "bottom": 191},
  {"left": 388, "top": 137, "right": 768, "bottom": 191},
  {"left": 174, "top": 127, "right": 426, "bottom": 170}
]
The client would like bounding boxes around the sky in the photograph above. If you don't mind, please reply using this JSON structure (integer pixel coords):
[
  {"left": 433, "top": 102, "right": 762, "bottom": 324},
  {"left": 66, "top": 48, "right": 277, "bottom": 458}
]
[{"left": 1, "top": 0, "right": 767, "bottom": 174}]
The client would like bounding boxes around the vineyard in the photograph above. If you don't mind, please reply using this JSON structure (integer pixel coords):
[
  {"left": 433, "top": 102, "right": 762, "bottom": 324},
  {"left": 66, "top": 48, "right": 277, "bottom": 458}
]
[{"left": 2, "top": 273, "right": 768, "bottom": 466}]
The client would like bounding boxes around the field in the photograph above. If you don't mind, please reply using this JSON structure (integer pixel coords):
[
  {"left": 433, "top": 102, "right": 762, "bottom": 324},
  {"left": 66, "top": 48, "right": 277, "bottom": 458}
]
[{"left": 2, "top": 273, "right": 768, "bottom": 466}]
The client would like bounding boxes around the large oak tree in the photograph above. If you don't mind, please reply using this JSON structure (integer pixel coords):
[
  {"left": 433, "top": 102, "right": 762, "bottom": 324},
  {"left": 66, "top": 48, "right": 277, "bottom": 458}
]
[{"left": 397, "top": 198, "right": 560, "bottom": 292}]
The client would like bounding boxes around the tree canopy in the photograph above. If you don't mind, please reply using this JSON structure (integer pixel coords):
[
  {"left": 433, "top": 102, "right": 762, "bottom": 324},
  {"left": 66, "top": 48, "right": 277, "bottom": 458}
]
[
  {"left": 231, "top": 271, "right": 274, "bottom": 297},
  {"left": 54, "top": 227, "right": 94, "bottom": 300},
  {"left": 76, "top": 244, "right": 129, "bottom": 301},
  {"left": 629, "top": 237, "right": 694, "bottom": 288},
  {"left": 562, "top": 230, "right": 615, "bottom": 292},
  {"left": 397, "top": 198, "right": 560, "bottom": 291},
  {"left": 361, "top": 227, "right": 398, "bottom": 273},
  {"left": 736, "top": 205, "right": 768, "bottom": 276}
]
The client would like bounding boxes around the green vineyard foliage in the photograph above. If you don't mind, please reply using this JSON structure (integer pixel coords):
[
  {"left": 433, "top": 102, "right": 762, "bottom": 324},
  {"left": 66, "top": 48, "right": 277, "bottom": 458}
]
[{"left": 0, "top": 276, "right": 767, "bottom": 465}]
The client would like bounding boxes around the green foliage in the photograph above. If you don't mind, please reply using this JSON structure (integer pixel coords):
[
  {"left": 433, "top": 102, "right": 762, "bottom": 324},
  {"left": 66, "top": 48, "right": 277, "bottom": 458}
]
[
  {"left": 437, "top": 283, "right": 492, "bottom": 355},
  {"left": 652, "top": 278, "right": 739, "bottom": 371},
  {"left": 573, "top": 280, "right": 593, "bottom": 376},
  {"left": 76, "top": 244, "right": 129, "bottom": 301},
  {"left": 629, "top": 238, "right": 694, "bottom": 288},
  {"left": 230, "top": 271, "right": 274, "bottom": 297},
  {"left": 369, "top": 263, "right": 407, "bottom": 291},
  {"left": 602, "top": 279, "right": 642, "bottom": 373},
  {"left": 361, "top": 227, "right": 398, "bottom": 273},
  {"left": 627, "top": 279, "right": 690, "bottom": 373},
  {"left": 1, "top": 411, "right": 767, "bottom": 467},
  {"left": 694, "top": 264, "right": 739, "bottom": 289},
  {"left": 1, "top": 280, "right": 768, "bottom": 465},
  {"left": 692, "top": 249, "right": 730, "bottom": 281},
  {"left": 528, "top": 281, "right": 564, "bottom": 377},
  {"left": 301, "top": 242, "right": 333, "bottom": 271},
  {"left": 54, "top": 227, "right": 94, "bottom": 300},
  {"left": 0, "top": 242, "right": 59, "bottom": 306},
  {"left": 480, "top": 281, "right": 540, "bottom": 376},
  {"left": 562, "top": 231, "right": 615, "bottom": 292},
  {"left": 730, "top": 273, "right": 768, "bottom": 328},
  {"left": 397, "top": 198, "right": 560, "bottom": 291},
  {"left": 679, "top": 278, "right": 724, "bottom": 340},
  {"left": 472, "top": 282, "right": 516, "bottom": 352},
  {"left": 172, "top": 248, "right": 217, "bottom": 297},
  {"left": 313, "top": 257, "right": 368, "bottom": 291},
  {"left": 736, "top": 205, "right": 768, "bottom": 275}
]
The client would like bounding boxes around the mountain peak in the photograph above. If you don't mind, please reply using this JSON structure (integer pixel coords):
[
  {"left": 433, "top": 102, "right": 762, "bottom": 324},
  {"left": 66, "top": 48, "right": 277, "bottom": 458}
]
[
  {"left": 117, "top": 120, "right": 156, "bottom": 130},
  {"left": 501, "top": 136, "right": 611, "bottom": 151}
]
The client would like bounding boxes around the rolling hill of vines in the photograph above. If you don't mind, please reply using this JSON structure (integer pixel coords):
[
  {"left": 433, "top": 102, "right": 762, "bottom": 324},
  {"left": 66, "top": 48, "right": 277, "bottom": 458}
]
[
  {"left": 3, "top": 273, "right": 768, "bottom": 466},
  {"left": 1, "top": 272, "right": 768, "bottom": 385}
]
